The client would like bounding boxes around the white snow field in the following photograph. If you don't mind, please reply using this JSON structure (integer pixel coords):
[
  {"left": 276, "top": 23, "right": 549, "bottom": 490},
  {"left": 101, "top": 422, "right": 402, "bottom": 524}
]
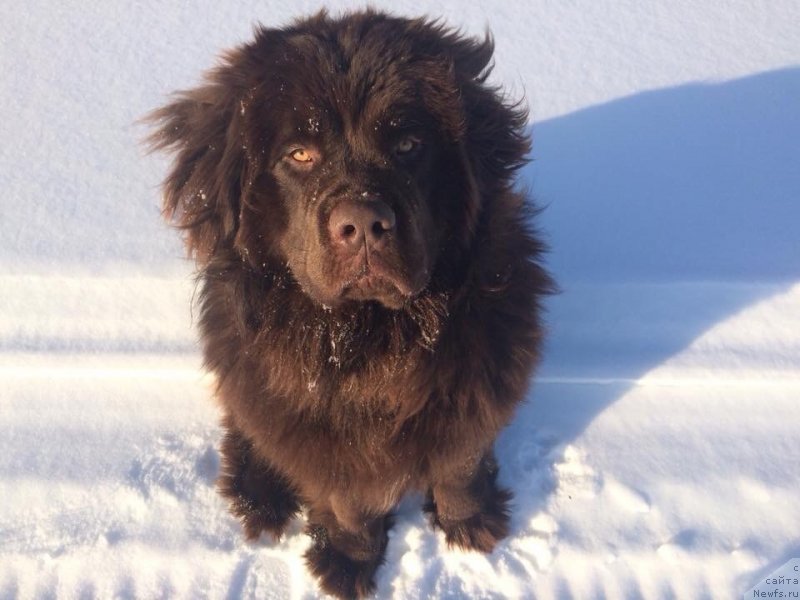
[{"left": 1, "top": 1, "right": 799, "bottom": 599}]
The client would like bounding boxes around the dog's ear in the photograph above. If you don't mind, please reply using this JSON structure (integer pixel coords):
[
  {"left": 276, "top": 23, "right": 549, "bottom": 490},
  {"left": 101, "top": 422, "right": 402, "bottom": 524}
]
[
  {"left": 448, "top": 31, "right": 530, "bottom": 194},
  {"left": 412, "top": 25, "right": 530, "bottom": 245},
  {"left": 145, "top": 48, "right": 254, "bottom": 264}
]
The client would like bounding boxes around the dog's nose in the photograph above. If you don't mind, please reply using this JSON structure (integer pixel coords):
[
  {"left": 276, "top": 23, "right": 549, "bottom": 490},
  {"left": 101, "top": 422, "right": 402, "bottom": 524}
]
[{"left": 328, "top": 199, "right": 396, "bottom": 249}]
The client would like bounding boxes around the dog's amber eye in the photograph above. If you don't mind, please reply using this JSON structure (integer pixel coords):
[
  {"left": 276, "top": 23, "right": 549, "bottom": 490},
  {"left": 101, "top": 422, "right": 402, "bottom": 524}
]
[
  {"left": 290, "top": 148, "right": 313, "bottom": 163},
  {"left": 394, "top": 136, "right": 421, "bottom": 156}
]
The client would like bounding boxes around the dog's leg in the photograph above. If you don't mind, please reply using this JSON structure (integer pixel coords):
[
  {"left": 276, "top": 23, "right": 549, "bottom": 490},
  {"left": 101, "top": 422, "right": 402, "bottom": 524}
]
[
  {"left": 425, "top": 450, "right": 512, "bottom": 553},
  {"left": 304, "top": 494, "right": 393, "bottom": 599},
  {"left": 217, "top": 418, "right": 301, "bottom": 541}
]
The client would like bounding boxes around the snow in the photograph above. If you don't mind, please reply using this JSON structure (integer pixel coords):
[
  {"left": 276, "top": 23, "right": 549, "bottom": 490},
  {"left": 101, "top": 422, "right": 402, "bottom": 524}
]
[{"left": 1, "top": 1, "right": 799, "bottom": 598}]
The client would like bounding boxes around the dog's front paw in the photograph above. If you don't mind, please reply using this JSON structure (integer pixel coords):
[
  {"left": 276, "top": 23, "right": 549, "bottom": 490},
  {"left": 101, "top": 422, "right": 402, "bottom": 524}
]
[
  {"left": 217, "top": 426, "right": 302, "bottom": 541},
  {"left": 304, "top": 525, "right": 385, "bottom": 599},
  {"left": 426, "top": 487, "right": 512, "bottom": 553},
  {"left": 222, "top": 489, "right": 298, "bottom": 541}
]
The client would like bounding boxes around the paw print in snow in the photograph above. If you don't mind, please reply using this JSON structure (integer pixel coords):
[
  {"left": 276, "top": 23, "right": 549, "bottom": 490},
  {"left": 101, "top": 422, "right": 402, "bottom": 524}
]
[{"left": 129, "top": 432, "right": 218, "bottom": 500}]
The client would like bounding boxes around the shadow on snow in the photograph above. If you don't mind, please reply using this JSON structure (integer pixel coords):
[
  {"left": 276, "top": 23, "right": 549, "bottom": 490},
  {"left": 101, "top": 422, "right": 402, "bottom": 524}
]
[{"left": 495, "top": 66, "right": 800, "bottom": 558}]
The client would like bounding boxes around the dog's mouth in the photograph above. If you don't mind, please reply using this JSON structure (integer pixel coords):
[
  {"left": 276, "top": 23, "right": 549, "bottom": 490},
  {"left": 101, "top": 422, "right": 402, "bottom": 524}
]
[
  {"left": 340, "top": 264, "right": 421, "bottom": 309},
  {"left": 290, "top": 242, "right": 431, "bottom": 311}
]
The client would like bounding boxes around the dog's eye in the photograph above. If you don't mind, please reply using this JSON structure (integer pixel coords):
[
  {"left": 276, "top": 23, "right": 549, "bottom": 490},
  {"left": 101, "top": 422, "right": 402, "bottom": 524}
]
[
  {"left": 290, "top": 148, "right": 313, "bottom": 163},
  {"left": 393, "top": 136, "right": 422, "bottom": 157}
]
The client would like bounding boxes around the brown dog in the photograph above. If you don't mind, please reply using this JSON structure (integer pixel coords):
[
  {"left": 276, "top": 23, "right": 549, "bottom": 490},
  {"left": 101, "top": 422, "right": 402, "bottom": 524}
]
[{"left": 148, "top": 10, "right": 553, "bottom": 598}]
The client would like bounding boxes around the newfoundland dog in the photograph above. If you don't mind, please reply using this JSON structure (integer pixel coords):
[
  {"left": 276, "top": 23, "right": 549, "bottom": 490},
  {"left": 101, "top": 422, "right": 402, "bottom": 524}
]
[{"left": 148, "top": 10, "right": 553, "bottom": 598}]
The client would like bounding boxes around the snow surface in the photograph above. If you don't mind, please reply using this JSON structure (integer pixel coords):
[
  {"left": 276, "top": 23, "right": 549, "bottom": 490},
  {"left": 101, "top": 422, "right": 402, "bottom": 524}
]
[{"left": 1, "top": 1, "right": 799, "bottom": 598}]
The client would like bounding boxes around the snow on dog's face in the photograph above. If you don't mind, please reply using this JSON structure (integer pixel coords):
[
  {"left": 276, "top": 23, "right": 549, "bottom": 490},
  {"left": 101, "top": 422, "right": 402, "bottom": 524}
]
[
  {"left": 147, "top": 11, "right": 515, "bottom": 310},
  {"left": 237, "top": 25, "right": 448, "bottom": 310}
]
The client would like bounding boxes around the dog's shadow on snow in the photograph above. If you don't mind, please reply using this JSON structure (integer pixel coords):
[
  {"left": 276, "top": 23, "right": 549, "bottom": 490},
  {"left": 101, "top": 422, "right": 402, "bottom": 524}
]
[{"left": 494, "top": 66, "right": 800, "bottom": 558}]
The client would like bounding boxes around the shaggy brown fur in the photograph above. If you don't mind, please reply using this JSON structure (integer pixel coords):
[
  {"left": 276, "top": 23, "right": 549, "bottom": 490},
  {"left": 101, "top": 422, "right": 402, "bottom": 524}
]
[{"left": 148, "top": 9, "right": 553, "bottom": 598}]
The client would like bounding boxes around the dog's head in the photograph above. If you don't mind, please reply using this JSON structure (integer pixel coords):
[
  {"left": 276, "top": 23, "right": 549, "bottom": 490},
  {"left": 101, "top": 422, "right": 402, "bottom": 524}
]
[{"left": 148, "top": 11, "right": 528, "bottom": 310}]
